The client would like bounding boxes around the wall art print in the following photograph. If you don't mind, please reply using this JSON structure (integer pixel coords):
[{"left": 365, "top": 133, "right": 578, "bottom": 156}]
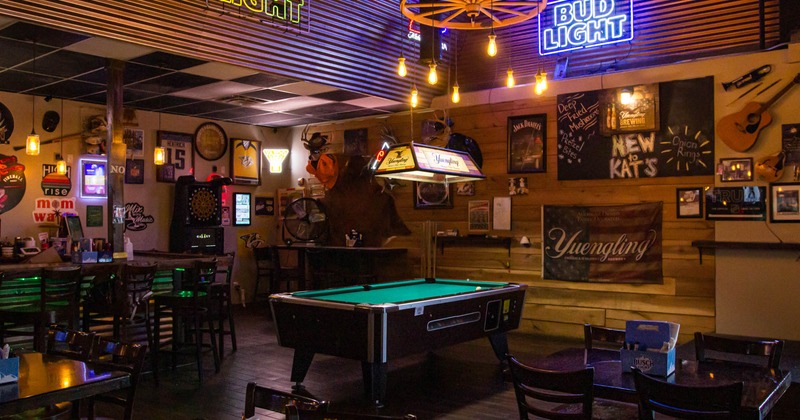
[
  {"left": 124, "top": 202, "right": 155, "bottom": 231},
  {"left": 231, "top": 138, "right": 261, "bottom": 186},
  {"left": 0, "top": 154, "right": 27, "bottom": 215},
  {"left": 157, "top": 130, "right": 194, "bottom": 181},
  {"left": 508, "top": 114, "right": 546, "bottom": 174}
]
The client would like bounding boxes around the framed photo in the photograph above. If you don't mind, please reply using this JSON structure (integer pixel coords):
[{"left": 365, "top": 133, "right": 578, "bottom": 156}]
[
  {"left": 156, "top": 163, "right": 175, "bottom": 183},
  {"left": 230, "top": 138, "right": 261, "bottom": 186},
  {"left": 255, "top": 196, "right": 275, "bottom": 216},
  {"left": 705, "top": 187, "right": 766, "bottom": 221},
  {"left": 125, "top": 159, "right": 144, "bottom": 184},
  {"left": 719, "top": 157, "right": 753, "bottom": 182},
  {"left": 123, "top": 128, "right": 144, "bottom": 157},
  {"left": 769, "top": 182, "right": 800, "bottom": 223},
  {"left": 508, "top": 114, "right": 546, "bottom": 173},
  {"left": 493, "top": 196, "right": 512, "bottom": 230},
  {"left": 413, "top": 182, "right": 453, "bottom": 209},
  {"left": 468, "top": 200, "right": 490, "bottom": 233},
  {"left": 157, "top": 130, "right": 194, "bottom": 181},
  {"left": 233, "top": 192, "right": 251, "bottom": 226},
  {"left": 676, "top": 187, "right": 703, "bottom": 218}
]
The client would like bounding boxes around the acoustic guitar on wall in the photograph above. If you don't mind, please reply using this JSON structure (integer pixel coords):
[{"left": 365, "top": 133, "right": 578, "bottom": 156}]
[{"left": 717, "top": 73, "right": 800, "bottom": 152}]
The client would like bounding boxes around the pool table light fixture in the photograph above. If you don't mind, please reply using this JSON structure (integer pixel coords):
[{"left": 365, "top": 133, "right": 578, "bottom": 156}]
[{"left": 374, "top": 142, "right": 485, "bottom": 184}]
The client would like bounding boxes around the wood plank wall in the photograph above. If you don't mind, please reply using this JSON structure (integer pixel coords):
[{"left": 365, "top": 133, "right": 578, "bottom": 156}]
[{"left": 307, "top": 96, "right": 715, "bottom": 344}]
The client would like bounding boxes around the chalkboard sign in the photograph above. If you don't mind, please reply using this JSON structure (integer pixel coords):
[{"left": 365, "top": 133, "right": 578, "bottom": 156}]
[{"left": 557, "top": 77, "right": 715, "bottom": 180}]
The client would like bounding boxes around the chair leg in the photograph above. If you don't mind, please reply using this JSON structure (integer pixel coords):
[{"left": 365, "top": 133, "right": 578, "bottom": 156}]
[
  {"left": 207, "top": 314, "right": 220, "bottom": 373},
  {"left": 228, "top": 305, "right": 237, "bottom": 352},
  {"left": 194, "top": 314, "right": 204, "bottom": 385},
  {"left": 152, "top": 306, "right": 161, "bottom": 386}
]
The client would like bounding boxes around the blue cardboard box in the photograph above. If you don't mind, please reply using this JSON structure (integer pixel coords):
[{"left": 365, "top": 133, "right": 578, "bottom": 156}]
[
  {"left": 621, "top": 320, "right": 680, "bottom": 376},
  {"left": 0, "top": 357, "right": 19, "bottom": 384}
]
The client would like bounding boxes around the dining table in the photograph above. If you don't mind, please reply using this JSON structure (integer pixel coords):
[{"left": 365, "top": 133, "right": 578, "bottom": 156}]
[
  {"left": 525, "top": 348, "right": 792, "bottom": 420},
  {"left": 0, "top": 352, "right": 131, "bottom": 416}
]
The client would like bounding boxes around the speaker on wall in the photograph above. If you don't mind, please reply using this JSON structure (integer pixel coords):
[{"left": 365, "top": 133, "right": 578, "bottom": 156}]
[{"left": 419, "top": 24, "right": 442, "bottom": 64}]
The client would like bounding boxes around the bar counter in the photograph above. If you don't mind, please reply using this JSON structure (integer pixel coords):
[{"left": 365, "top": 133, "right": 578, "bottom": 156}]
[{"left": 0, "top": 250, "right": 231, "bottom": 273}]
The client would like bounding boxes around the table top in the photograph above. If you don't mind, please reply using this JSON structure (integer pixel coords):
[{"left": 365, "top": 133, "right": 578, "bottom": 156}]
[
  {"left": 289, "top": 278, "right": 513, "bottom": 305},
  {"left": 274, "top": 243, "right": 407, "bottom": 253},
  {"left": 526, "top": 348, "right": 792, "bottom": 419},
  {"left": 0, "top": 352, "right": 131, "bottom": 416}
]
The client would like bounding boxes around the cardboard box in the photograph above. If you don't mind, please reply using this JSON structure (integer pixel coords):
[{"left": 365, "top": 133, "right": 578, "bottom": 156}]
[
  {"left": 0, "top": 357, "right": 19, "bottom": 384},
  {"left": 621, "top": 320, "right": 680, "bottom": 376}
]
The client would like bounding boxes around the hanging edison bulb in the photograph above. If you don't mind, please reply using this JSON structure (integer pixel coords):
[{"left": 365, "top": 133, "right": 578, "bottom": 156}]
[
  {"left": 427, "top": 62, "right": 438, "bottom": 85},
  {"left": 534, "top": 68, "right": 548, "bottom": 95},
  {"left": 56, "top": 157, "right": 67, "bottom": 175},
  {"left": 26, "top": 132, "right": 40, "bottom": 156},
  {"left": 487, "top": 33, "right": 497, "bottom": 57},
  {"left": 397, "top": 54, "right": 407, "bottom": 77},
  {"left": 506, "top": 67, "right": 515, "bottom": 88},
  {"left": 410, "top": 85, "right": 419, "bottom": 108},
  {"left": 451, "top": 82, "right": 461, "bottom": 104}
]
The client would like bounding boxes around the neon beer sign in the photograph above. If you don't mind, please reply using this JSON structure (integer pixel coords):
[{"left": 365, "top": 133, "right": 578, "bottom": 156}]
[
  {"left": 538, "top": 0, "right": 633, "bottom": 55},
  {"left": 218, "top": 0, "right": 305, "bottom": 24}
]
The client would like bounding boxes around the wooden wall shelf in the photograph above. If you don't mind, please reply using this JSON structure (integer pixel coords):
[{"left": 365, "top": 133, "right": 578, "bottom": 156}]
[
  {"left": 437, "top": 236, "right": 513, "bottom": 256},
  {"left": 691, "top": 240, "right": 800, "bottom": 263}
]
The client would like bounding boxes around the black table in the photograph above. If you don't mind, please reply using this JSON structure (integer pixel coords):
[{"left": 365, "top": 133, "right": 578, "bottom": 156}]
[
  {"left": 0, "top": 352, "right": 131, "bottom": 416},
  {"left": 526, "top": 348, "right": 792, "bottom": 420}
]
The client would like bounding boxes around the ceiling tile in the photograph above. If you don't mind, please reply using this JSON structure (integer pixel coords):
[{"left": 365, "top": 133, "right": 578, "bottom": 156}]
[
  {"left": 291, "top": 102, "right": 364, "bottom": 116},
  {"left": 250, "top": 96, "right": 333, "bottom": 112},
  {"left": 0, "top": 70, "right": 59, "bottom": 92},
  {"left": 273, "top": 81, "right": 338, "bottom": 96},
  {"left": 127, "top": 95, "right": 201, "bottom": 110},
  {"left": 182, "top": 62, "right": 258, "bottom": 80},
  {"left": 0, "top": 22, "right": 89, "bottom": 48},
  {"left": 232, "top": 73, "right": 299, "bottom": 88},
  {"left": 241, "top": 89, "right": 298, "bottom": 101},
  {"left": 64, "top": 37, "right": 157, "bottom": 61},
  {"left": 0, "top": 38, "right": 45, "bottom": 68},
  {"left": 325, "top": 108, "right": 390, "bottom": 120},
  {"left": 130, "top": 52, "right": 206, "bottom": 71},
  {"left": 231, "top": 112, "right": 294, "bottom": 124},
  {"left": 17, "top": 50, "right": 106, "bottom": 78},
  {"left": 172, "top": 80, "right": 261, "bottom": 100},
  {"left": 28, "top": 79, "right": 105, "bottom": 99},
  {"left": 203, "top": 107, "right": 269, "bottom": 120},
  {"left": 310, "top": 89, "right": 368, "bottom": 102},
  {"left": 344, "top": 96, "right": 404, "bottom": 108},
  {"left": 129, "top": 72, "right": 218, "bottom": 94},
  {"left": 166, "top": 100, "right": 238, "bottom": 115}
]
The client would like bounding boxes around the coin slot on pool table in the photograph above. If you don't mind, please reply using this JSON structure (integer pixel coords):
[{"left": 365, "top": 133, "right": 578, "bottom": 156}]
[
  {"left": 484, "top": 299, "right": 501, "bottom": 331},
  {"left": 427, "top": 312, "right": 481, "bottom": 331}
]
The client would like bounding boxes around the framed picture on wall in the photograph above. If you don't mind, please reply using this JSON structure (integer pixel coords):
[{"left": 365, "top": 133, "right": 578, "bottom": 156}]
[
  {"left": 468, "top": 200, "right": 490, "bottom": 233},
  {"left": 507, "top": 114, "right": 546, "bottom": 173},
  {"left": 676, "top": 187, "right": 703, "bottom": 218},
  {"left": 413, "top": 182, "right": 453, "bottom": 209},
  {"left": 769, "top": 182, "right": 800, "bottom": 223},
  {"left": 230, "top": 138, "right": 261, "bottom": 185},
  {"left": 125, "top": 159, "right": 144, "bottom": 184},
  {"left": 157, "top": 130, "right": 193, "bottom": 181},
  {"left": 719, "top": 157, "right": 753, "bottom": 182}
]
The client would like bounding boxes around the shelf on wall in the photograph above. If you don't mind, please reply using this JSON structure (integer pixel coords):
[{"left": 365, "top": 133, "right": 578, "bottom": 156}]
[
  {"left": 436, "top": 236, "right": 513, "bottom": 256},
  {"left": 691, "top": 240, "right": 800, "bottom": 264}
]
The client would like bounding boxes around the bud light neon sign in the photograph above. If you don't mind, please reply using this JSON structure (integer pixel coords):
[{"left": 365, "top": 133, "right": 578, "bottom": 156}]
[{"left": 538, "top": 0, "right": 634, "bottom": 56}]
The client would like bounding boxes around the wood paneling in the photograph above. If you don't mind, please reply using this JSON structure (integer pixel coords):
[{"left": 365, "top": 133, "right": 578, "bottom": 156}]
[{"left": 304, "top": 90, "right": 715, "bottom": 345}]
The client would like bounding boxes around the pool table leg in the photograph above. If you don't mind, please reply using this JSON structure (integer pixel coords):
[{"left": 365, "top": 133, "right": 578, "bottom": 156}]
[
  {"left": 488, "top": 332, "right": 510, "bottom": 361},
  {"left": 361, "top": 361, "right": 388, "bottom": 406},
  {"left": 290, "top": 349, "right": 315, "bottom": 389}
]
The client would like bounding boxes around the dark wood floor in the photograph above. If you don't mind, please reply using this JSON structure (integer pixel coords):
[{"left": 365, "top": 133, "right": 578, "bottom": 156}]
[{"left": 117, "top": 304, "right": 799, "bottom": 420}]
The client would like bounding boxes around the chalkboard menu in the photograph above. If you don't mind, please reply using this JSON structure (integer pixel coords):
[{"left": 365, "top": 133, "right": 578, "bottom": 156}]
[{"left": 557, "top": 77, "right": 715, "bottom": 180}]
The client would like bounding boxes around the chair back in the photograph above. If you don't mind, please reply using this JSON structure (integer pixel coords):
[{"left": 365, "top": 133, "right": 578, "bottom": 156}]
[
  {"left": 46, "top": 324, "right": 95, "bottom": 360},
  {"left": 121, "top": 263, "right": 157, "bottom": 314},
  {"left": 694, "top": 332, "right": 783, "bottom": 370},
  {"left": 584, "top": 324, "right": 626, "bottom": 351},
  {"left": 88, "top": 336, "right": 148, "bottom": 420},
  {"left": 242, "top": 382, "right": 328, "bottom": 419},
  {"left": 0, "top": 268, "right": 42, "bottom": 309},
  {"left": 506, "top": 354, "right": 594, "bottom": 420},
  {"left": 633, "top": 368, "right": 742, "bottom": 419},
  {"left": 42, "top": 266, "right": 83, "bottom": 324}
]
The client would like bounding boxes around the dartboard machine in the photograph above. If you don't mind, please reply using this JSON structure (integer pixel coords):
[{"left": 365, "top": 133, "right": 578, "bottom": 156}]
[{"left": 169, "top": 175, "right": 231, "bottom": 254}]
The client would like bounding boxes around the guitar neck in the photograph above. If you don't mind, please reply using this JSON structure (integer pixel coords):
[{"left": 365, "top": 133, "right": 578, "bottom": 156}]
[{"left": 756, "top": 74, "right": 800, "bottom": 113}]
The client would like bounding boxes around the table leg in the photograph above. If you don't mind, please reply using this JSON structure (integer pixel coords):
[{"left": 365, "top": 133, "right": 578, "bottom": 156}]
[
  {"left": 361, "top": 361, "right": 387, "bottom": 407},
  {"left": 488, "top": 332, "right": 509, "bottom": 361},
  {"left": 290, "top": 349, "right": 315, "bottom": 387}
]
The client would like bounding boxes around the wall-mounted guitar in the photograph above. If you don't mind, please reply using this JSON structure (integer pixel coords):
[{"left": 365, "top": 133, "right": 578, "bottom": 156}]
[{"left": 717, "top": 73, "right": 800, "bottom": 152}]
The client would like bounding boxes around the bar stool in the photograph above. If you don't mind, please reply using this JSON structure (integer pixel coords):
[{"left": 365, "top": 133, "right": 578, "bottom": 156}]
[
  {"left": 209, "top": 253, "right": 237, "bottom": 359},
  {"left": 152, "top": 260, "right": 220, "bottom": 385},
  {"left": 0, "top": 266, "right": 82, "bottom": 352}
]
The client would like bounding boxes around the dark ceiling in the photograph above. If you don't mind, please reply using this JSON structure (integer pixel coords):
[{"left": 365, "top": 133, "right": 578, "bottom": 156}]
[{"left": 0, "top": 20, "right": 407, "bottom": 128}]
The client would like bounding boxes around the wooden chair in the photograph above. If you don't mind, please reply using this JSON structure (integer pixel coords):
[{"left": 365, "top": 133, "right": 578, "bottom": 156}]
[
  {"left": 694, "top": 332, "right": 783, "bottom": 370},
  {"left": 153, "top": 260, "right": 220, "bottom": 385},
  {"left": 84, "top": 336, "right": 148, "bottom": 420},
  {"left": 253, "top": 246, "right": 302, "bottom": 300},
  {"left": 584, "top": 324, "right": 626, "bottom": 350},
  {"left": 0, "top": 267, "right": 82, "bottom": 352},
  {"left": 242, "top": 381, "right": 328, "bottom": 419},
  {"left": 506, "top": 354, "right": 594, "bottom": 420},
  {"left": 209, "top": 253, "right": 237, "bottom": 359},
  {"left": 632, "top": 368, "right": 743, "bottom": 419},
  {"left": 46, "top": 324, "right": 95, "bottom": 361}
]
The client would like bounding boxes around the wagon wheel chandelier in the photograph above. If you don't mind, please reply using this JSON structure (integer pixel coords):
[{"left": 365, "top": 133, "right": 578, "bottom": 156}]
[{"left": 399, "top": 0, "right": 548, "bottom": 30}]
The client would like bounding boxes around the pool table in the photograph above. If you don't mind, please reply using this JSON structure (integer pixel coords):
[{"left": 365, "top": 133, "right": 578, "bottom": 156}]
[{"left": 269, "top": 278, "right": 527, "bottom": 404}]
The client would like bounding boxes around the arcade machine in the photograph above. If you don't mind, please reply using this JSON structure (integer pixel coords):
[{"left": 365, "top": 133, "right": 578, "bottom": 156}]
[{"left": 169, "top": 175, "right": 231, "bottom": 255}]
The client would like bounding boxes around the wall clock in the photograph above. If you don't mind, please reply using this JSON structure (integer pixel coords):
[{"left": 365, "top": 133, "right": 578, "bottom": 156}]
[{"left": 194, "top": 122, "right": 228, "bottom": 161}]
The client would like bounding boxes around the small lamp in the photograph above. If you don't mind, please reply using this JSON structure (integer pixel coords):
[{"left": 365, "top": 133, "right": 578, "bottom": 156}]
[
  {"left": 26, "top": 130, "right": 40, "bottom": 156},
  {"left": 153, "top": 146, "right": 166, "bottom": 165},
  {"left": 263, "top": 148, "right": 290, "bottom": 173},
  {"left": 427, "top": 62, "right": 438, "bottom": 85},
  {"left": 451, "top": 82, "right": 461, "bottom": 104},
  {"left": 506, "top": 67, "right": 515, "bottom": 88},
  {"left": 410, "top": 85, "right": 419, "bottom": 108}
]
